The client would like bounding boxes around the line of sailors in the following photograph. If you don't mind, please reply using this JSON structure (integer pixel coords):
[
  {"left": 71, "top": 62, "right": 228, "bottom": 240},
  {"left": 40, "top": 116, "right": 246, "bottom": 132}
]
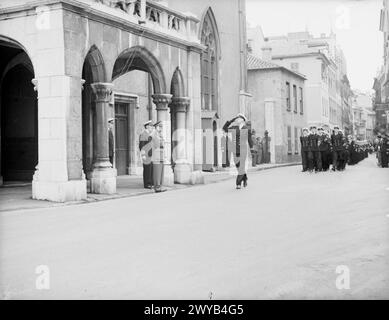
[
  {"left": 375, "top": 133, "right": 389, "bottom": 168},
  {"left": 300, "top": 125, "right": 369, "bottom": 173}
]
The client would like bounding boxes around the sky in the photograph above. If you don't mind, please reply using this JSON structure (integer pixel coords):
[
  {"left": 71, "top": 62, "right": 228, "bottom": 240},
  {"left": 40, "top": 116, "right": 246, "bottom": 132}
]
[{"left": 246, "top": 0, "right": 383, "bottom": 93}]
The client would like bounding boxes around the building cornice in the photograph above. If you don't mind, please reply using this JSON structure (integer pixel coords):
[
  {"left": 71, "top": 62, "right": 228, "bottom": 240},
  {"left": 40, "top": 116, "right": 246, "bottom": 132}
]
[
  {"left": 0, "top": 0, "right": 204, "bottom": 52},
  {"left": 272, "top": 51, "right": 336, "bottom": 69}
]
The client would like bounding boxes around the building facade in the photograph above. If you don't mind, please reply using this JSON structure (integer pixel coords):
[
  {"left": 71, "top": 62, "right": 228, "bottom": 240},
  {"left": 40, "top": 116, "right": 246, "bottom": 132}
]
[
  {"left": 0, "top": 0, "right": 249, "bottom": 201},
  {"left": 252, "top": 31, "right": 350, "bottom": 132},
  {"left": 374, "top": 0, "right": 389, "bottom": 134},
  {"left": 352, "top": 91, "right": 376, "bottom": 141},
  {"left": 247, "top": 54, "right": 307, "bottom": 164}
]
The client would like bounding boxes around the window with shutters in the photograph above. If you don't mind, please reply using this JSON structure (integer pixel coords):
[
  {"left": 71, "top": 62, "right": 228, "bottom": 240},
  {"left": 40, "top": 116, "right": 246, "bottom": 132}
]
[
  {"left": 286, "top": 82, "right": 291, "bottom": 111},
  {"left": 287, "top": 126, "right": 292, "bottom": 154},
  {"left": 293, "top": 85, "right": 298, "bottom": 113},
  {"left": 294, "top": 127, "right": 299, "bottom": 154},
  {"left": 299, "top": 87, "right": 304, "bottom": 114}
]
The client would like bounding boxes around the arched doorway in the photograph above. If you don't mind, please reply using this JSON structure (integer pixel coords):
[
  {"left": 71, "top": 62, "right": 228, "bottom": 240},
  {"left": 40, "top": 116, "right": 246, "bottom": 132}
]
[
  {"left": 81, "top": 45, "right": 107, "bottom": 180},
  {"left": 0, "top": 40, "right": 37, "bottom": 183},
  {"left": 111, "top": 46, "right": 168, "bottom": 176}
]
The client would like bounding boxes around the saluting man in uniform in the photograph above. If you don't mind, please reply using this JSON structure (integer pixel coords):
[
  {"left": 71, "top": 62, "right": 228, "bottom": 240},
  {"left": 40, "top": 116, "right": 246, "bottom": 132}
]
[
  {"left": 139, "top": 120, "right": 154, "bottom": 189},
  {"left": 222, "top": 113, "right": 254, "bottom": 189}
]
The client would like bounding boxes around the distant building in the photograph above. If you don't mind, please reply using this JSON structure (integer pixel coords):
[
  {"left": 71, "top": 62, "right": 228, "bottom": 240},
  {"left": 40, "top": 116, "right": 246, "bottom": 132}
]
[
  {"left": 352, "top": 91, "right": 376, "bottom": 141},
  {"left": 374, "top": 0, "right": 389, "bottom": 134},
  {"left": 247, "top": 53, "right": 307, "bottom": 163},
  {"left": 247, "top": 30, "right": 351, "bottom": 132}
]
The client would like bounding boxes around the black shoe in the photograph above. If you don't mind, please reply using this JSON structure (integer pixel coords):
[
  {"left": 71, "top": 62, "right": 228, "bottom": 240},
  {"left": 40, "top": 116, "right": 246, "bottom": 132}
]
[
  {"left": 236, "top": 185, "right": 241, "bottom": 190},
  {"left": 243, "top": 180, "right": 248, "bottom": 188}
]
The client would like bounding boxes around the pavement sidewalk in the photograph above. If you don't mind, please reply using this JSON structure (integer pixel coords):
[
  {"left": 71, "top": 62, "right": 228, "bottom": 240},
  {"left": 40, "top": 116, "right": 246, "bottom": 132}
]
[{"left": 0, "top": 162, "right": 300, "bottom": 213}]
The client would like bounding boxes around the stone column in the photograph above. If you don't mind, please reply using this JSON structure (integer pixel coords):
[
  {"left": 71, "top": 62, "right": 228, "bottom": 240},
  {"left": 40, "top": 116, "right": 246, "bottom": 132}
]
[
  {"left": 171, "top": 97, "right": 192, "bottom": 184},
  {"left": 152, "top": 93, "right": 174, "bottom": 186},
  {"left": 90, "top": 83, "right": 117, "bottom": 194}
]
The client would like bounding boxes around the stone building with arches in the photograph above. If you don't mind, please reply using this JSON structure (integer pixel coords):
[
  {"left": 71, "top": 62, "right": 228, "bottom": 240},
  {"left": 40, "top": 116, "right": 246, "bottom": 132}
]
[{"left": 0, "top": 0, "right": 249, "bottom": 202}]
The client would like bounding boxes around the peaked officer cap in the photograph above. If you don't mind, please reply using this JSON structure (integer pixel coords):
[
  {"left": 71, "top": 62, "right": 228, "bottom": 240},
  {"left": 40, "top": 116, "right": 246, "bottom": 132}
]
[
  {"left": 236, "top": 113, "right": 247, "bottom": 122},
  {"left": 143, "top": 120, "right": 153, "bottom": 128}
]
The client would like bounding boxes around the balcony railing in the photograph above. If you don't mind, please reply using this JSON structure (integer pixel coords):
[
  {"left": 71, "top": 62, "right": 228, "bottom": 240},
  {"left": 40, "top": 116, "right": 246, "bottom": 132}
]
[{"left": 93, "top": 0, "right": 200, "bottom": 43}]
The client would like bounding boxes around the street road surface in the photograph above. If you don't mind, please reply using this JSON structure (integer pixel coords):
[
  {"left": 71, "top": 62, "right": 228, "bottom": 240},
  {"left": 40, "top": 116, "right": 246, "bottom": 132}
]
[{"left": 1, "top": 156, "right": 388, "bottom": 299}]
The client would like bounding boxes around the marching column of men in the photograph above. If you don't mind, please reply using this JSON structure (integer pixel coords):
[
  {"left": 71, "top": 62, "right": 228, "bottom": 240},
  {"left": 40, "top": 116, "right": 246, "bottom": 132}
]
[{"left": 300, "top": 125, "right": 371, "bottom": 173}]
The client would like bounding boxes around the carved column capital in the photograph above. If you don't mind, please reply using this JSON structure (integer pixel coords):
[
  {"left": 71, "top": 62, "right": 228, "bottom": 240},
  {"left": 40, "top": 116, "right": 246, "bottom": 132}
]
[
  {"left": 91, "top": 83, "right": 114, "bottom": 103},
  {"left": 152, "top": 93, "right": 173, "bottom": 111},
  {"left": 171, "top": 97, "right": 190, "bottom": 113}
]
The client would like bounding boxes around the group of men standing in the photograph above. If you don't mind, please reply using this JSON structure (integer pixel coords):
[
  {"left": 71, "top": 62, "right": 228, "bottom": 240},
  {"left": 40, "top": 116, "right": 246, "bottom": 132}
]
[
  {"left": 139, "top": 120, "right": 167, "bottom": 193},
  {"left": 300, "top": 125, "right": 369, "bottom": 173}
]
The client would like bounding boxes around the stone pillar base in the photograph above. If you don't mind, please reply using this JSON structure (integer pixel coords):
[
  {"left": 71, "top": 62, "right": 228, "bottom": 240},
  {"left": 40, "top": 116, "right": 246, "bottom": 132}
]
[
  {"left": 32, "top": 179, "right": 87, "bottom": 203},
  {"left": 174, "top": 162, "right": 192, "bottom": 184},
  {"left": 163, "top": 165, "right": 175, "bottom": 187},
  {"left": 90, "top": 168, "right": 117, "bottom": 194},
  {"left": 189, "top": 170, "right": 205, "bottom": 185}
]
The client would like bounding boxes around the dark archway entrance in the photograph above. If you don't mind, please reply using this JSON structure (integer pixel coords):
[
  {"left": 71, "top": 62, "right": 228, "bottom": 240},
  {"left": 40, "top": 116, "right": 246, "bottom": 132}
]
[
  {"left": 111, "top": 46, "right": 167, "bottom": 176},
  {"left": 81, "top": 46, "right": 107, "bottom": 179},
  {"left": 0, "top": 41, "right": 37, "bottom": 182}
]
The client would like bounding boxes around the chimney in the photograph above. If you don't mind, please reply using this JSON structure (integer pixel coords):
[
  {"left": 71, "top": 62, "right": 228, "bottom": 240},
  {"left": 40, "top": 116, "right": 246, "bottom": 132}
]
[{"left": 262, "top": 47, "right": 272, "bottom": 61}]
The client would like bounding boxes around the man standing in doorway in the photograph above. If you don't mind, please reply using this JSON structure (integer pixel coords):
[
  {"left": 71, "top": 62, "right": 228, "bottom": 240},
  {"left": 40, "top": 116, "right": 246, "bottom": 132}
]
[
  {"left": 108, "top": 118, "right": 115, "bottom": 166},
  {"left": 139, "top": 120, "right": 154, "bottom": 189}
]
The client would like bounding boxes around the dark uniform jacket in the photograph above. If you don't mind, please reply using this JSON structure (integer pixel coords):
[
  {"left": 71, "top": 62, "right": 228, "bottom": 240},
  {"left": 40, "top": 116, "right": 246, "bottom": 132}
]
[
  {"left": 308, "top": 133, "right": 320, "bottom": 151},
  {"left": 300, "top": 135, "right": 310, "bottom": 151},
  {"left": 331, "top": 133, "right": 346, "bottom": 151},
  {"left": 318, "top": 134, "right": 331, "bottom": 151},
  {"left": 222, "top": 120, "right": 253, "bottom": 156}
]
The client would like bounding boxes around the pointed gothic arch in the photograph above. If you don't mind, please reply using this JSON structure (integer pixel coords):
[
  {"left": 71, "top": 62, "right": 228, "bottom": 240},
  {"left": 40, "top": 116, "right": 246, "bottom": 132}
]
[
  {"left": 170, "top": 67, "right": 185, "bottom": 97},
  {"left": 199, "top": 7, "right": 220, "bottom": 112},
  {"left": 83, "top": 45, "right": 107, "bottom": 83}
]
